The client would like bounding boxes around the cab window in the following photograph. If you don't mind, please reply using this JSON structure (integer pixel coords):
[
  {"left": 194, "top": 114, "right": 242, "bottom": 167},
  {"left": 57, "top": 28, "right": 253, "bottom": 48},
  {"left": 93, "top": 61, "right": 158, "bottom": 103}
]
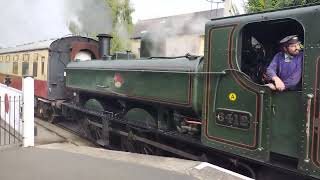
[{"left": 240, "top": 19, "right": 304, "bottom": 88}]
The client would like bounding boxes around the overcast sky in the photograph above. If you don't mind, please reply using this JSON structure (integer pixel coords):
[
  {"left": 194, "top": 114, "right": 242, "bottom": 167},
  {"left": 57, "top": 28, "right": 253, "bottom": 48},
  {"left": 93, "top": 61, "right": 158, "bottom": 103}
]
[
  {"left": 131, "top": 0, "right": 246, "bottom": 22},
  {"left": 0, "top": 0, "right": 247, "bottom": 47}
]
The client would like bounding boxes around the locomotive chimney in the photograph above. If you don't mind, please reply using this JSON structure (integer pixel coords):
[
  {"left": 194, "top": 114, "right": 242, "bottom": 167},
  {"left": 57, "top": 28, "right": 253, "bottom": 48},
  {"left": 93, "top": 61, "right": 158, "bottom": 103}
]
[{"left": 97, "top": 34, "right": 112, "bottom": 60}]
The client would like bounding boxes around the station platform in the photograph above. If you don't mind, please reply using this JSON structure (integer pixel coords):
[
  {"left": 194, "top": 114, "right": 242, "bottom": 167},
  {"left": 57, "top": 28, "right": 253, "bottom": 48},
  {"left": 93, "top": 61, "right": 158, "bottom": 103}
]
[{"left": 0, "top": 118, "right": 253, "bottom": 180}]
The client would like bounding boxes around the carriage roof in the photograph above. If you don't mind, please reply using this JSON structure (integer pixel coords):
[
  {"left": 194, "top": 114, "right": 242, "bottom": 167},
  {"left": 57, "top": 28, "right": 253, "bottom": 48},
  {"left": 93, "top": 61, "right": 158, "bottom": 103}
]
[{"left": 0, "top": 39, "right": 56, "bottom": 55}]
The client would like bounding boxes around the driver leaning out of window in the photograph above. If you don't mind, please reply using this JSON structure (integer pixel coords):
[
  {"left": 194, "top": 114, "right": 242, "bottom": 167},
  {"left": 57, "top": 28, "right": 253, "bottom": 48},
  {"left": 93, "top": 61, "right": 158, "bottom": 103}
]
[{"left": 266, "top": 35, "right": 303, "bottom": 91}]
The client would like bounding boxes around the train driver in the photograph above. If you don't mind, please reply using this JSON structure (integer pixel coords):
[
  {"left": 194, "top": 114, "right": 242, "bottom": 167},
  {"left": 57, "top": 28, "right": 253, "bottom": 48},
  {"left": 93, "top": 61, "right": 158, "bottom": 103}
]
[{"left": 265, "top": 35, "right": 303, "bottom": 91}]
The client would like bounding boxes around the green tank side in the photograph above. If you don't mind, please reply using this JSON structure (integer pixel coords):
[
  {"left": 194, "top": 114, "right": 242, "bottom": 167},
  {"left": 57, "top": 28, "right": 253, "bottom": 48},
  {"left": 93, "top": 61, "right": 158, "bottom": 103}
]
[{"left": 65, "top": 58, "right": 202, "bottom": 110}]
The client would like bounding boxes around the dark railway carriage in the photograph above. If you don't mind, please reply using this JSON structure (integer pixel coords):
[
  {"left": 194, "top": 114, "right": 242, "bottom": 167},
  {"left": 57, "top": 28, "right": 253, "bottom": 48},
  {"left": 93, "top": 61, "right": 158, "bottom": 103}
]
[
  {"left": 62, "top": 4, "right": 320, "bottom": 180},
  {"left": 45, "top": 37, "right": 99, "bottom": 100},
  {"left": 0, "top": 36, "right": 99, "bottom": 117},
  {"left": 0, "top": 36, "right": 99, "bottom": 100}
]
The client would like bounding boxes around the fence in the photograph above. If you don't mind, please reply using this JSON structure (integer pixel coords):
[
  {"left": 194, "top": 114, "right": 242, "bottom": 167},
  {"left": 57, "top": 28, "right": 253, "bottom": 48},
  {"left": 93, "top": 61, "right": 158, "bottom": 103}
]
[
  {"left": 0, "top": 77, "right": 34, "bottom": 148},
  {"left": 0, "top": 93, "right": 22, "bottom": 147}
]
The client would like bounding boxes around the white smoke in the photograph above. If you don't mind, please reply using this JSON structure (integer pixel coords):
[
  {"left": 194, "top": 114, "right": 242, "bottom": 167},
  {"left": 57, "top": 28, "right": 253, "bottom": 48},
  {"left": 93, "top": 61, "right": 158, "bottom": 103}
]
[
  {"left": 65, "top": 0, "right": 113, "bottom": 36},
  {"left": 140, "top": 11, "right": 218, "bottom": 57},
  {"left": 0, "top": 0, "right": 112, "bottom": 47},
  {"left": 115, "top": 23, "right": 131, "bottom": 50}
]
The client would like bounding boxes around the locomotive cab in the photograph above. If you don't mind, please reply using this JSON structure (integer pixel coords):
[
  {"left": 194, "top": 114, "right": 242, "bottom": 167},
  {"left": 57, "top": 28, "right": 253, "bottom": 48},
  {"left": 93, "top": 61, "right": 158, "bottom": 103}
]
[
  {"left": 202, "top": 5, "right": 320, "bottom": 178},
  {"left": 240, "top": 18, "right": 304, "bottom": 162}
]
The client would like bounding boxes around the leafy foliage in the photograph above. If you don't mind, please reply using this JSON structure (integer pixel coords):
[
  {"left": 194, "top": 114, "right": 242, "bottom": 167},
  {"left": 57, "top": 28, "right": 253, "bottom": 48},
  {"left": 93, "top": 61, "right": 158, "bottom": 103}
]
[
  {"left": 246, "top": 0, "right": 320, "bottom": 13},
  {"left": 106, "top": 0, "right": 134, "bottom": 53}
]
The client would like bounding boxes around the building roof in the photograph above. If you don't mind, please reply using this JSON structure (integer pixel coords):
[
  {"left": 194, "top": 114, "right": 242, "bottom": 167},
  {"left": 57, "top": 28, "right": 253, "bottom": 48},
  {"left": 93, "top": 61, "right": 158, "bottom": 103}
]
[{"left": 132, "top": 9, "right": 224, "bottom": 39}]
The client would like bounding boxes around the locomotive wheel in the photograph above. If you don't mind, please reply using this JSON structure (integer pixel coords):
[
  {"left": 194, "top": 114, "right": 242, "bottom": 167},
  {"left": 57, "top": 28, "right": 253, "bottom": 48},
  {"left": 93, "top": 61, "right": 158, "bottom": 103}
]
[
  {"left": 36, "top": 101, "right": 53, "bottom": 121},
  {"left": 120, "top": 132, "right": 157, "bottom": 155},
  {"left": 120, "top": 136, "right": 136, "bottom": 152},
  {"left": 45, "top": 108, "right": 53, "bottom": 122},
  {"left": 81, "top": 99, "right": 105, "bottom": 141},
  {"left": 35, "top": 100, "right": 43, "bottom": 118},
  {"left": 48, "top": 115, "right": 55, "bottom": 123},
  {"left": 80, "top": 115, "right": 102, "bottom": 141}
]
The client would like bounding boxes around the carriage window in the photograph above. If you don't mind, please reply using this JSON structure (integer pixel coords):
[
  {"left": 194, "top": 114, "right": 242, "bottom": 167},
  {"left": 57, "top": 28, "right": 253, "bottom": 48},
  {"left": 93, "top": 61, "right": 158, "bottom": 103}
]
[
  {"left": 41, "top": 56, "right": 45, "bottom": 75},
  {"left": 12, "top": 62, "right": 18, "bottom": 74},
  {"left": 22, "top": 62, "right": 29, "bottom": 76},
  {"left": 33, "top": 62, "right": 38, "bottom": 77},
  {"left": 0, "top": 62, "right": 4, "bottom": 74},
  {"left": 240, "top": 19, "right": 304, "bottom": 88},
  {"left": 34, "top": 53, "right": 39, "bottom": 61},
  {"left": 14, "top": 55, "right": 18, "bottom": 61},
  {"left": 41, "top": 62, "right": 44, "bottom": 75},
  {"left": 23, "top": 54, "right": 30, "bottom": 61},
  {"left": 0, "top": 62, "right": 9, "bottom": 74}
]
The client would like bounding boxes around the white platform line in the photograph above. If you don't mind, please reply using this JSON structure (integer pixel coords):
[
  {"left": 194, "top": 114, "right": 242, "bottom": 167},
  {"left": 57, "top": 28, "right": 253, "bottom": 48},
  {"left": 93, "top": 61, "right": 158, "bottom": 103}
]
[{"left": 194, "top": 162, "right": 254, "bottom": 180}]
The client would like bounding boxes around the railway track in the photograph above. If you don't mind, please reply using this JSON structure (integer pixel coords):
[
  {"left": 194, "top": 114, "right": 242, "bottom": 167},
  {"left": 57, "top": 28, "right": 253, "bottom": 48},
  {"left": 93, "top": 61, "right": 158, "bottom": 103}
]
[{"left": 34, "top": 117, "right": 99, "bottom": 147}]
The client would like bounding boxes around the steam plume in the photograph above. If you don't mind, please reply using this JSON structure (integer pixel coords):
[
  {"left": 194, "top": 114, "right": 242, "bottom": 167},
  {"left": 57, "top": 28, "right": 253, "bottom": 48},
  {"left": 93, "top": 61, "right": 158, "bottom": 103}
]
[{"left": 0, "top": 0, "right": 112, "bottom": 47}]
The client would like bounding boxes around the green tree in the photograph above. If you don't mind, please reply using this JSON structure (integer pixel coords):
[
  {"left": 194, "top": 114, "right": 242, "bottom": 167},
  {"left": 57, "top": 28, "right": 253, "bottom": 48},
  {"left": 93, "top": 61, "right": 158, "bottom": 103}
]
[
  {"left": 106, "top": 0, "right": 134, "bottom": 53},
  {"left": 246, "top": 0, "right": 320, "bottom": 13}
]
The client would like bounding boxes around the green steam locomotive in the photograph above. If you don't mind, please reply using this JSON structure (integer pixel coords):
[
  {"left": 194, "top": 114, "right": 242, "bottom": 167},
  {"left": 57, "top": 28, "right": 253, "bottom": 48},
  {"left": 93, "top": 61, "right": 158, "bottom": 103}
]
[{"left": 61, "top": 4, "right": 320, "bottom": 180}]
